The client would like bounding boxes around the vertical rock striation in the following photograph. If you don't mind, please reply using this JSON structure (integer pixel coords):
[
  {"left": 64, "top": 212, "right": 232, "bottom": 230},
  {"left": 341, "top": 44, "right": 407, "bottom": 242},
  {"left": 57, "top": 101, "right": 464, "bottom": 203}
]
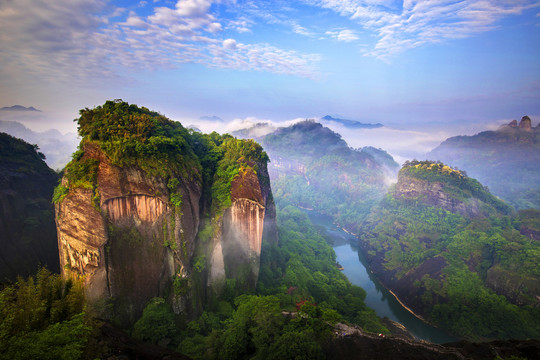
[
  {"left": 54, "top": 101, "right": 277, "bottom": 324},
  {"left": 55, "top": 141, "right": 202, "bottom": 325},
  {"left": 208, "top": 164, "right": 277, "bottom": 292}
]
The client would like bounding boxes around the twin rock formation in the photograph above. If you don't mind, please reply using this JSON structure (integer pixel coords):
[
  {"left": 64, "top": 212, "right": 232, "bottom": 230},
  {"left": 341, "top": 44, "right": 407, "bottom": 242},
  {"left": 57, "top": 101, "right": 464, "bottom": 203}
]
[{"left": 54, "top": 103, "right": 276, "bottom": 324}]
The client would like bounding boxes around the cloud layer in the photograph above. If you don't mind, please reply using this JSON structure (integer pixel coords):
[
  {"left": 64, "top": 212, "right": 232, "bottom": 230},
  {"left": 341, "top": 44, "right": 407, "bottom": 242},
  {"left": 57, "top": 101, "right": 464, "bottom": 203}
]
[
  {"left": 304, "top": 0, "right": 539, "bottom": 59},
  {"left": 0, "top": 0, "right": 321, "bottom": 86}
]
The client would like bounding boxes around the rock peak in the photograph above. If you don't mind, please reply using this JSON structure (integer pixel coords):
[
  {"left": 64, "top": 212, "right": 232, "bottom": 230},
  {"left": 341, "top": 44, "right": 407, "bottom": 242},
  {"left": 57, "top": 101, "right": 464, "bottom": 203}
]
[
  {"left": 519, "top": 116, "right": 532, "bottom": 131},
  {"left": 508, "top": 119, "right": 518, "bottom": 128}
]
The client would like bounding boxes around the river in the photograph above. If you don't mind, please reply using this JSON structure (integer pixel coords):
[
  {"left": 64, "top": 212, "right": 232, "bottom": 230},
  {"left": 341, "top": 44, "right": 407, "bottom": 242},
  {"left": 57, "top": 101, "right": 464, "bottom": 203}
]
[{"left": 304, "top": 209, "right": 457, "bottom": 344}]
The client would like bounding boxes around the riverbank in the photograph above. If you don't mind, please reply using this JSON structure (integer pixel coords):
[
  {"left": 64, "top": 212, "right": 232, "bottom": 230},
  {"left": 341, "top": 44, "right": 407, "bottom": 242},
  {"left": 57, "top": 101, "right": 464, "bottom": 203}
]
[
  {"left": 302, "top": 208, "right": 457, "bottom": 343},
  {"left": 388, "top": 289, "right": 426, "bottom": 322}
]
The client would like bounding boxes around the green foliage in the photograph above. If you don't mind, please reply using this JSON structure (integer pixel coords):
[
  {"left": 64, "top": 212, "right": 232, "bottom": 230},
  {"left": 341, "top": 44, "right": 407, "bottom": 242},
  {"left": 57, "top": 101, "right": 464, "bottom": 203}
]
[
  {"left": 0, "top": 132, "right": 56, "bottom": 177},
  {"left": 52, "top": 183, "right": 69, "bottom": 203},
  {"left": 174, "top": 206, "right": 387, "bottom": 359},
  {"left": 76, "top": 100, "right": 198, "bottom": 176},
  {"left": 174, "top": 276, "right": 190, "bottom": 296},
  {"left": 193, "top": 255, "right": 207, "bottom": 273},
  {"left": 211, "top": 137, "right": 269, "bottom": 214},
  {"left": 0, "top": 268, "right": 92, "bottom": 360},
  {"left": 261, "top": 121, "right": 397, "bottom": 232},
  {"left": 258, "top": 206, "right": 387, "bottom": 333},
  {"left": 360, "top": 187, "right": 540, "bottom": 340},
  {"left": 132, "top": 297, "right": 176, "bottom": 345},
  {"left": 400, "top": 160, "right": 513, "bottom": 215}
]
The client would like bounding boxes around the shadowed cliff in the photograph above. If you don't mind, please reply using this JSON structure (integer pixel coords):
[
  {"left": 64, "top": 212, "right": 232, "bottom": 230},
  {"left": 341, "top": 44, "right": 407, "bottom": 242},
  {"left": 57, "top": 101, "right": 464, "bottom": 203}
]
[{"left": 0, "top": 132, "right": 59, "bottom": 282}]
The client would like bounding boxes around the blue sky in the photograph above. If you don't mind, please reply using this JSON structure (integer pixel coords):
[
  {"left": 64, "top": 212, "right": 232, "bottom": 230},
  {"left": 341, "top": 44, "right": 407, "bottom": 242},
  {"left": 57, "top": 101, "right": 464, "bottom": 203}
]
[{"left": 0, "top": 0, "right": 539, "bottom": 143}]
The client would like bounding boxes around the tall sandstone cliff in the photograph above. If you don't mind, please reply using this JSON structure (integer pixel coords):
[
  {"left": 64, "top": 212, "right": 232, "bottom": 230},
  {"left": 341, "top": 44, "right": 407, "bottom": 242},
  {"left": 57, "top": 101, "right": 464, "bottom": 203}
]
[{"left": 54, "top": 101, "right": 276, "bottom": 324}]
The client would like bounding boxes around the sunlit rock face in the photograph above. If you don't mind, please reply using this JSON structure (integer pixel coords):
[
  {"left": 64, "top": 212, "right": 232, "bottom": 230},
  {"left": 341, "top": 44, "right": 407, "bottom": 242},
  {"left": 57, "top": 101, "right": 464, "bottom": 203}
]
[
  {"left": 55, "top": 139, "right": 278, "bottom": 323},
  {"left": 395, "top": 175, "right": 480, "bottom": 217},
  {"left": 55, "top": 142, "right": 201, "bottom": 324},
  {"left": 208, "top": 164, "right": 277, "bottom": 292}
]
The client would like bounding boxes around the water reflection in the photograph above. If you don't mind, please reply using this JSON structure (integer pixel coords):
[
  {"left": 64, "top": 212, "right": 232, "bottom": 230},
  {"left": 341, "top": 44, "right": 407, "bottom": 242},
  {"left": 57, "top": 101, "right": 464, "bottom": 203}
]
[{"left": 305, "top": 209, "right": 457, "bottom": 344}]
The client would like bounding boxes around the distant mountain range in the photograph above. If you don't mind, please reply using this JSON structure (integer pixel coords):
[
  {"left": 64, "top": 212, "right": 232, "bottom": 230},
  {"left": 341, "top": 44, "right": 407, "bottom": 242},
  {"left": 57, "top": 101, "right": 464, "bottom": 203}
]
[
  {"left": 256, "top": 120, "right": 398, "bottom": 232},
  {"left": 0, "top": 105, "right": 41, "bottom": 112},
  {"left": 320, "top": 115, "right": 383, "bottom": 129},
  {"left": 428, "top": 115, "right": 540, "bottom": 210},
  {"left": 0, "top": 120, "right": 78, "bottom": 170},
  {"left": 198, "top": 115, "right": 224, "bottom": 122}
]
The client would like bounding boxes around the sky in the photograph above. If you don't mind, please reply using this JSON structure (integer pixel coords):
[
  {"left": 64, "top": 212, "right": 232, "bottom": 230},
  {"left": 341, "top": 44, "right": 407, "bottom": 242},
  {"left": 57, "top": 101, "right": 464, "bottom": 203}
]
[{"left": 0, "top": 0, "right": 539, "bottom": 161}]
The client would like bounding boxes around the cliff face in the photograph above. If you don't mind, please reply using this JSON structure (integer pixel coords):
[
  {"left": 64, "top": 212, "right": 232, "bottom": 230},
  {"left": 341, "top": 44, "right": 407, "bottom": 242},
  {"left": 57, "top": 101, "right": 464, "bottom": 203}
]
[
  {"left": 55, "top": 142, "right": 201, "bottom": 323},
  {"left": 54, "top": 100, "right": 277, "bottom": 324},
  {"left": 395, "top": 175, "right": 480, "bottom": 217},
  {"left": 208, "top": 164, "right": 277, "bottom": 292},
  {"left": 0, "top": 133, "right": 60, "bottom": 282}
]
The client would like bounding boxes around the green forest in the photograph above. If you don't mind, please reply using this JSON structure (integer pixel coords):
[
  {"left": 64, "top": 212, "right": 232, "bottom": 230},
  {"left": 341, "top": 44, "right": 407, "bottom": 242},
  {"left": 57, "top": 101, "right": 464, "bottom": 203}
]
[
  {"left": 0, "top": 206, "right": 387, "bottom": 359},
  {"left": 360, "top": 161, "right": 540, "bottom": 340},
  {"left": 260, "top": 120, "right": 398, "bottom": 233}
]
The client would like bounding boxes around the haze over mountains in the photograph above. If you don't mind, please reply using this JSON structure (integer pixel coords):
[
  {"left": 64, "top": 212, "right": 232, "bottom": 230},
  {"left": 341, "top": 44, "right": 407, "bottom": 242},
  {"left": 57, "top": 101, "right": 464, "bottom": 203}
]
[
  {"left": 429, "top": 116, "right": 540, "bottom": 210},
  {"left": 0, "top": 101, "right": 539, "bottom": 359}
]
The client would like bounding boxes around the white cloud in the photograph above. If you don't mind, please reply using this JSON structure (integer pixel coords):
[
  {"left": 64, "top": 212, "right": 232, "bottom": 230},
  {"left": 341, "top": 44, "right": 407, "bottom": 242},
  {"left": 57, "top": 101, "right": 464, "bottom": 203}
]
[
  {"left": 292, "top": 22, "right": 316, "bottom": 37},
  {"left": 227, "top": 18, "right": 254, "bottom": 33},
  {"left": 305, "top": 0, "right": 540, "bottom": 59},
  {"left": 337, "top": 29, "right": 359, "bottom": 42},
  {"left": 326, "top": 28, "right": 360, "bottom": 42},
  {"left": 223, "top": 38, "right": 237, "bottom": 50},
  {"left": 0, "top": 0, "right": 322, "bottom": 87}
]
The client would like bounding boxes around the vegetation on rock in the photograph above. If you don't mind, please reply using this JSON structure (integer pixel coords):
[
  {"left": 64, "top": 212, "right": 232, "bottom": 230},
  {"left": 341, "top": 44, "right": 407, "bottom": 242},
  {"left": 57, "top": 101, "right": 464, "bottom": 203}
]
[
  {"left": 360, "top": 161, "right": 540, "bottom": 340},
  {"left": 259, "top": 120, "right": 398, "bottom": 233},
  {"left": 428, "top": 118, "right": 540, "bottom": 210}
]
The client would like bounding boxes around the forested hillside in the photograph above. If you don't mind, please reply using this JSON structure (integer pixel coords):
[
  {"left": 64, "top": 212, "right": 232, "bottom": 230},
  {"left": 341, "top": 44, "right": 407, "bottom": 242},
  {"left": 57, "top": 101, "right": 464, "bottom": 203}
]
[
  {"left": 257, "top": 120, "right": 398, "bottom": 233},
  {"left": 360, "top": 160, "right": 540, "bottom": 340},
  {"left": 0, "top": 133, "right": 59, "bottom": 282}
]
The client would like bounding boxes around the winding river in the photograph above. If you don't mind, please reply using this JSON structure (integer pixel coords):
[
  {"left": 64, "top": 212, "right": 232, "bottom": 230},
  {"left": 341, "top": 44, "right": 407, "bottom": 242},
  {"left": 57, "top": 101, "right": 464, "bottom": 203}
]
[{"left": 304, "top": 210, "right": 457, "bottom": 344}]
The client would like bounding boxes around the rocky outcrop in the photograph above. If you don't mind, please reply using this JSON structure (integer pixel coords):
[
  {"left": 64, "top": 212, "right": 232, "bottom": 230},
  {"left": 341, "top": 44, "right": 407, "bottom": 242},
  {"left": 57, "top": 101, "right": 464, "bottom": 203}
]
[
  {"left": 485, "top": 266, "right": 540, "bottom": 307},
  {"left": 507, "top": 119, "right": 518, "bottom": 128},
  {"left": 55, "top": 101, "right": 278, "bottom": 325},
  {"left": 56, "top": 140, "right": 277, "bottom": 324},
  {"left": 209, "top": 164, "right": 277, "bottom": 292},
  {"left": 55, "top": 142, "right": 202, "bottom": 324},
  {"left": 394, "top": 175, "right": 480, "bottom": 217},
  {"left": 519, "top": 115, "right": 532, "bottom": 131},
  {"left": 327, "top": 324, "right": 540, "bottom": 360},
  {"left": 0, "top": 133, "right": 59, "bottom": 282}
]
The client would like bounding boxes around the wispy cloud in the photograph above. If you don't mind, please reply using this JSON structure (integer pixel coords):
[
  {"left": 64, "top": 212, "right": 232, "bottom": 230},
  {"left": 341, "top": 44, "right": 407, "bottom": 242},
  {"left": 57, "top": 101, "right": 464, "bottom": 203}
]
[
  {"left": 304, "top": 0, "right": 540, "bottom": 59},
  {"left": 0, "top": 0, "right": 321, "bottom": 87},
  {"left": 326, "top": 29, "right": 360, "bottom": 42}
]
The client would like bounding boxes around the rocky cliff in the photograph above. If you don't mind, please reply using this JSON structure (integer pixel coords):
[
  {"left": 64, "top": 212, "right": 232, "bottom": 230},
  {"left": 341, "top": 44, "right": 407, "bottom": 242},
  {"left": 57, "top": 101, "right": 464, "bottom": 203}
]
[
  {"left": 394, "top": 160, "right": 512, "bottom": 216},
  {"left": 0, "top": 132, "right": 59, "bottom": 282},
  {"left": 54, "top": 101, "right": 276, "bottom": 324},
  {"left": 209, "top": 164, "right": 276, "bottom": 292}
]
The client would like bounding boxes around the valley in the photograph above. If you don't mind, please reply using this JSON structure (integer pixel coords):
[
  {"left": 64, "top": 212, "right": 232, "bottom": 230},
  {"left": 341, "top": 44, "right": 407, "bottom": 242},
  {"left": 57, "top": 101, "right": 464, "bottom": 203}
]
[{"left": 0, "top": 102, "right": 539, "bottom": 359}]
